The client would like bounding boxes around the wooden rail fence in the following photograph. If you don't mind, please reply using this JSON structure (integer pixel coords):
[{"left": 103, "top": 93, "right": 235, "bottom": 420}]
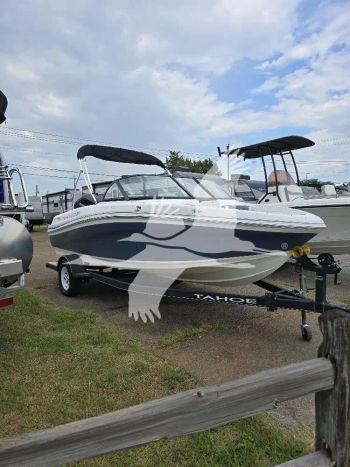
[{"left": 0, "top": 309, "right": 349, "bottom": 466}]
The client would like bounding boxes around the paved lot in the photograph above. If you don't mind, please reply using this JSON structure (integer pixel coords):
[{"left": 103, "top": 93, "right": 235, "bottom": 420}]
[{"left": 28, "top": 229, "right": 350, "bottom": 428}]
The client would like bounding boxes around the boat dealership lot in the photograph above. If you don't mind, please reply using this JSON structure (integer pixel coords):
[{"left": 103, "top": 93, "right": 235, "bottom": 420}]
[{"left": 29, "top": 229, "right": 350, "bottom": 427}]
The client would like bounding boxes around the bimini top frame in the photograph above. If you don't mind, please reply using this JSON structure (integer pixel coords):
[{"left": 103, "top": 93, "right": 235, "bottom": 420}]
[
  {"left": 218, "top": 135, "right": 315, "bottom": 203},
  {"left": 74, "top": 144, "right": 168, "bottom": 206},
  {"left": 0, "top": 159, "right": 29, "bottom": 210}
]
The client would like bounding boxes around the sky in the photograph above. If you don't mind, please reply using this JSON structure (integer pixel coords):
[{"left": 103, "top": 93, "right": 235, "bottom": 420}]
[{"left": 0, "top": 0, "right": 349, "bottom": 195}]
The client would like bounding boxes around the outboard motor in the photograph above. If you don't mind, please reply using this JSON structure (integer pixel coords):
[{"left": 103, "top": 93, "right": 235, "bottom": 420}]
[{"left": 0, "top": 216, "right": 33, "bottom": 287}]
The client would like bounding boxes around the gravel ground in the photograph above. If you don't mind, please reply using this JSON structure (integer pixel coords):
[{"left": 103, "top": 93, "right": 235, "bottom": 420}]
[{"left": 27, "top": 229, "right": 350, "bottom": 428}]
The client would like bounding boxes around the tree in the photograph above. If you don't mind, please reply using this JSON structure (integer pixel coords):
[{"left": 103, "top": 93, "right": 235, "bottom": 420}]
[{"left": 165, "top": 151, "right": 221, "bottom": 175}]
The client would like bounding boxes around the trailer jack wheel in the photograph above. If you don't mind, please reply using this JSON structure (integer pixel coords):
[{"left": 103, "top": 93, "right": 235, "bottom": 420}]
[
  {"left": 301, "top": 324, "right": 312, "bottom": 341},
  {"left": 58, "top": 263, "right": 81, "bottom": 297}
]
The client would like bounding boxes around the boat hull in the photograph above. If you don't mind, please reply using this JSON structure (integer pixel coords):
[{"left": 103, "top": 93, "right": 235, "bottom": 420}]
[
  {"left": 177, "top": 251, "right": 288, "bottom": 286},
  {"left": 49, "top": 218, "right": 316, "bottom": 287},
  {"left": 0, "top": 216, "right": 33, "bottom": 286},
  {"left": 54, "top": 247, "right": 288, "bottom": 287},
  {"left": 48, "top": 198, "right": 324, "bottom": 287},
  {"left": 257, "top": 196, "right": 350, "bottom": 255},
  {"left": 49, "top": 218, "right": 316, "bottom": 262},
  {"left": 294, "top": 204, "right": 350, "bottom": 255}
]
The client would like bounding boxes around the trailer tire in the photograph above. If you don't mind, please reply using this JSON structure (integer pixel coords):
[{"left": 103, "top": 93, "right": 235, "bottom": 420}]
[
  {"left": 58, "top": 262, "right": 81, "bottom": 297},
  {"left": 301, "top": 324, "right": 312, "bottom": 341}
]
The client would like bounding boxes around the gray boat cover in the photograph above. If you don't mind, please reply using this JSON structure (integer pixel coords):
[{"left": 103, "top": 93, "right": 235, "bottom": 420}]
[
  {"left": 0, "top": 90, "right": 8, "bottom": 124},
  {"left": 77, "top": 145, "right": 165, "bottom": 168}
]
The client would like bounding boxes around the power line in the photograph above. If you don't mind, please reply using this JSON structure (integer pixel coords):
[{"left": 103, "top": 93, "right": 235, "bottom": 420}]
[
  {"left": 2, "top": 125, "right": 350, "bottom": 165},
  {"left": 0, "top": 144, "right": 70, "bottom": 157},
  {"left": 6, "top": 158, "right": 350, "bottom": 187},
  {"left": 0, "top": 126, "right": 214, "bottom": 158},
  {"left": 22, "top": 172, "right": 77, "bottom": 180},
  {"left": 4, "top": 125, "right": 350, "bottom": 145},
  {"left": 7, "top": 162, "right": 120, "bottom": 178},
  {"left": 3, "top": 142, "right": 350, "bottom": 168},
  {"left": 0, "top": 127, "right": 180, "bottom": 157},
  {"left": 22, "top": 171, "right": 113, "bottom": 183},
  {"left": 2, "top": 125, "right": 350, "bottom": 176}
]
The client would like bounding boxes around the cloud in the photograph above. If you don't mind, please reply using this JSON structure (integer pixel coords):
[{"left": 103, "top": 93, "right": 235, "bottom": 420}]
[
  {"left": 119, "top": 0, "right": 300, "bottom": 74},
  {"left": 251, "top": 77, "right": 281, "bottom": 94},
  {"left": 0, "top": 0, "right": 349, "bottom": 194},
  {"left": 30, "top": 92, "right": 75, "bottom": 118}
]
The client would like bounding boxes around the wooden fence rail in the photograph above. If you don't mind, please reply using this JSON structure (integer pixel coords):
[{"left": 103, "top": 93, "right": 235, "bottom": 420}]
[{"left": 0, "top": 309, "right": 349, "bottom": 467}]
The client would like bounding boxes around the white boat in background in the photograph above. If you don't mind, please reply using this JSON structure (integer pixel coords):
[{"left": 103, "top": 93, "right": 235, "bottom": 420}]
[
  {"left": 48, "top": 144, "right": 325, "bottom": 287},
  {"left": 25, "top": 195, "right": 44, "bottom": 231},
  {"left": 219, "top": 135, "right": 350, "bottom": 256}
]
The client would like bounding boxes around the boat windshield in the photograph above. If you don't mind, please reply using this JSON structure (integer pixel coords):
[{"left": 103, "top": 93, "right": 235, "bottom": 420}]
[
  {"left": 175, "top": 177, "right": 212, "bottom": 199},
  {"left": 230, "top": 180, "right": 258, "bottom": 202},
  {"left": 175, "top": 175, "right": 232, "bottom": 200},
  {"left": 301, "top": 186, "right": 321, "bottom": 198},
  {"left": 104, "top": 175, "right": 190, "bottom": 200},
  {"left": 199, "top": 178, "right": 232, "bottom": 199}
]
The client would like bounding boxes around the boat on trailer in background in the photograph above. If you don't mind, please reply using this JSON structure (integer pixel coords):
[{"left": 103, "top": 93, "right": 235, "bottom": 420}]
[
  {"left": 0, "top": 90, "right": 33, "bottom": 309},
  {"left": 218, "top": 135, "right": 350, "bottom": 256}
]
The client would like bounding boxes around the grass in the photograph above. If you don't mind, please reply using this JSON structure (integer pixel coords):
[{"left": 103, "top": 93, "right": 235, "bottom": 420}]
[
  {"left": 0, "top": 289, "right": 312, "bottom": 466},
  {"left": 159, "top": 323, "right": 224, "bottom": 348}
]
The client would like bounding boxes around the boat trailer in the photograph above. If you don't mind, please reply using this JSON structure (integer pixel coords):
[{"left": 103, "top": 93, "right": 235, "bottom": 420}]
[
  {"left": 0, "top": 259, "right": 25, "bottom": 309},
  {"left": 46, "top": 253, "right": 349, "bottom": 341}
]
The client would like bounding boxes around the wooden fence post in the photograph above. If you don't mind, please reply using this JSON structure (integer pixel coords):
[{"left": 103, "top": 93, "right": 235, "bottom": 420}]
[{"left": 316, "top": 309, "right": 350, "bottom": 466}]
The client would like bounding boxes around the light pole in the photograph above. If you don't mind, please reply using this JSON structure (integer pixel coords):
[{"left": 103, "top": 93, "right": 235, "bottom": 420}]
[{"left": 226, "top": 144, "right": 230, "bottom": 180}]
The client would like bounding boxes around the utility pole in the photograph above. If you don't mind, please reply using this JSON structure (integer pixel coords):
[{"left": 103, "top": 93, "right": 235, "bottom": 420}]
[
  {"left": 35, "top": 184, "right": 39, "bottom": 196},
  {"left": 226, "top": 144, "right": 230, "bottom": 180}
]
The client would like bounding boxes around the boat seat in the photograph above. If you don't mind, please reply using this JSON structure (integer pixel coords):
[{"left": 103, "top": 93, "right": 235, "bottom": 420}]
[
  {"left": 263, "top": 170, "right": 303, "bottom": 202},
  {"left": 74, "top": 193, "right": 102, "bottom": 208},
  {"left": 278, "top": 184, "right": 304, "bottom": 202},
  {"left": 259, "top": 183, "right": 304, "bottom": 204},
  {"left": 321, "top": 184, "right": 336, "bottom": 197}
]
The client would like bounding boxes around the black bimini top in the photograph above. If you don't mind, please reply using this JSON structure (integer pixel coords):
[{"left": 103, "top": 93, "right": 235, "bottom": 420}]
[
  {"left": 0, "top": 90, "right": 8, "bottom": 124},
  {"left": 77, "top": 144, "right": 165, "bottom": 169},
  {"left": 229, "top": 135, "right": 315, "bottom": 159}
]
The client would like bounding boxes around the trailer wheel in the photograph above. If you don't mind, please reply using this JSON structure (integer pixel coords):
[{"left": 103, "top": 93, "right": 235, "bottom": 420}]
[
  {"left": 58, "top": 263, "right": 81, "bottom": 297},
  {"left": 301, "top": 324, "right": 312, "bottom": 341}
]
